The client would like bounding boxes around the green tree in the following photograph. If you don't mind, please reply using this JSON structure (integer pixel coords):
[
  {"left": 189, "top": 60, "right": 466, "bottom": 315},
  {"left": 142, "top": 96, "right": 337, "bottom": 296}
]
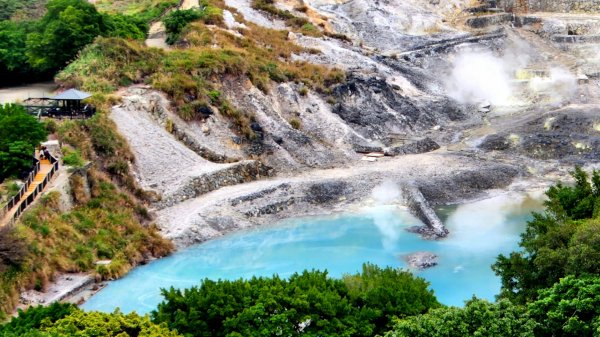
[
  {"left": 493, "top": 168, "right": 600, "bottom": 304},
  {"left": 152, "top": 265, "right": 439, "bottom": 337},
  {"left": 385, "top": 298, "right": 535, "bottom": 337},
  {"left": 0, "top": 104, "right": 47, "bottom": 181},
  {"left": 102, "top": 13, "right": 147, "bottom": 40},
  {"left": 343, "top": 263, "right": 440, "bottom": 335},
  {"left": 0, "top": 303, "right": 76, "bottom": 336},
  {"left": 0, "top": 21, "right": 41, "bottom": 85},
  {"left": 528, "top": 275, "right": 600, "bottom": 337},
  {"left": 26, "top": 0, "right": 104, "bottom": 72},
  {"left": 41, "top": 310, "right": 182, "bottom": 337}
]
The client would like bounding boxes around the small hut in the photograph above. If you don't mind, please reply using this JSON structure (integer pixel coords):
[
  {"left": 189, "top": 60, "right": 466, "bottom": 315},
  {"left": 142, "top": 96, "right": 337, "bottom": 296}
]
[
  {"left": 52, "top": 89, "right": 93, "bottom": 117},
  {"left": 23, "top": 88, "right": 96, "bottom": 119}
]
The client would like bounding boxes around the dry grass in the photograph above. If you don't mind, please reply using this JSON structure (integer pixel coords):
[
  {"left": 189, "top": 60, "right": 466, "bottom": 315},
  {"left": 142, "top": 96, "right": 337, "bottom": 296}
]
[
  {"left": 0, "top": 176, "right": 173, "bottom": 316},
  {"left": 56, "top": 0, "right": 345, "bottom": 140}
]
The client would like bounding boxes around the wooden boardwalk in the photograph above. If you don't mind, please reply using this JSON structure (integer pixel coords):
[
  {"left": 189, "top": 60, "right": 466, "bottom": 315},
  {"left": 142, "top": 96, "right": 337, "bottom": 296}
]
[{"left": 0, "top": 157, "right": 57, "bottom": 228}]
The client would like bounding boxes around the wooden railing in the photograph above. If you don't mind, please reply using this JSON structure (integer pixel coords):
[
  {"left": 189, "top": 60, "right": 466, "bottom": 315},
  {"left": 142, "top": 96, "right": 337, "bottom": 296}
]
[{"left": 1, "top": 153, "right": 59, "bottom": 228}]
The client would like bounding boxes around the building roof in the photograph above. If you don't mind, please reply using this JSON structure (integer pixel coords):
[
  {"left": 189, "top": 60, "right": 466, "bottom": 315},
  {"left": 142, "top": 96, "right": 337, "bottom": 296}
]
[{"left": 53, "top": 89, "right": 92, "bottom": 100}]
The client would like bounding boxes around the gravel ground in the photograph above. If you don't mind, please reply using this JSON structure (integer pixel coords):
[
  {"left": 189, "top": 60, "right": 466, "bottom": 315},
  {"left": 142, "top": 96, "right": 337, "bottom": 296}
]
[{"left": 111, "top": 96, "right": 236, "bottom": 198}]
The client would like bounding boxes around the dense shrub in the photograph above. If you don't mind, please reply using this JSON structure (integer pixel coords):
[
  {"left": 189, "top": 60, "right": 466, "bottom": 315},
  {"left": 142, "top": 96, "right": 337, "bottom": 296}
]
[
  {"left": 0, "top": 303, "right": 76, "bottom": 336},
  {"left": 0, "top": 104, "right": 47, "bottom": 181},
  {"left": 0, "top": 306, "right": 182, "bottom": 337},
  {"left": 385, "top": 298, "right": 535, "bottom": 337},
  {"left": 152, "top": 264, "right": 439, "bottom": 337},
  {"left": 493, "top": 168, "right": 600, "bottom": 304},
  {"left": 0, "top": 0, "right": 151, "bottom": 86},
  {"left": 528, "top": 275, "right": 600, "bottom": 337},
  {"left": 163, "top": 1, "right": 223, "bottom": 45}
]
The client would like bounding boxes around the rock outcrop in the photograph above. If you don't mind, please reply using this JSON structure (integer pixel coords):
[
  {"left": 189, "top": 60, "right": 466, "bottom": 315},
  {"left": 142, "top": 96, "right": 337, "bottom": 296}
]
[
  {"left": 405, "top": 252, "right": 438, "bottom": 270},
  {"left": 402, "top": 185, "right": 448, "bottom": 239}
]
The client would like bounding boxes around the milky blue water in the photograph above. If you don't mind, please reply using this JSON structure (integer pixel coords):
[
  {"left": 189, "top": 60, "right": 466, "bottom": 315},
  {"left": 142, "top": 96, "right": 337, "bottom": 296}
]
[{"left": 82, "top": 192, "right": 543, "bottom": 314}]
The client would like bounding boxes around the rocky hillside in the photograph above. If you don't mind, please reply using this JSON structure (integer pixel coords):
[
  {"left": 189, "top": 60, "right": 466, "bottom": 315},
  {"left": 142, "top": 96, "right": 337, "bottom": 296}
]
[{"left": 54, "top": 0, "right": 600, "bottom": 246}]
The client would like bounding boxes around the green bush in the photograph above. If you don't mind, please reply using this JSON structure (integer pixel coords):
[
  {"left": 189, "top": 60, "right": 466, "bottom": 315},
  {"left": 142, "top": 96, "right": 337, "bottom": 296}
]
[
  {"left": 385, "top": 298, "right": 535, "bottom": 337},
  {"left": 62, "top": 148, "right": 85, "bottom": 167},
  {"left": 494, "top": 168, "right": 600, "bottom": 304},
  {"left": 164, "top": 9, "right": 203, "bottom": 44},
  {"left": 0, "top": 0, "right": 155, "bottom": 86},
  {"left": 289, "top": 118, "right": 301, "bottom": 129},
  {"left": 0, "top": 303, "right": 77, "bottom": 336},
  {"left": 0, "top": 104, "right": 47, "bottom": 181},
  {"left": 528, "top": 275, "right": 600, "bottom": 337},
  {"left": 152, "top": 264, "right": 439, "bottom": 337}
]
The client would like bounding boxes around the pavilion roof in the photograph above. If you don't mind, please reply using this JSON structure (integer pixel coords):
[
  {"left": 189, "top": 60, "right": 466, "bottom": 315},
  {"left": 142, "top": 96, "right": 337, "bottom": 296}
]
[{"left": 53, "top": 88, "right": 91, "bottom": 100}]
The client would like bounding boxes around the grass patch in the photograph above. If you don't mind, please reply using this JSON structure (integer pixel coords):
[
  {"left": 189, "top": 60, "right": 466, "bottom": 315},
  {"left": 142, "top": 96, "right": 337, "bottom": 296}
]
[
  {"left": 61, "top": 147, "right": 85, "bottom": 168},
  {"left": 250, "top": 0, "right": 321, "bottom": 37},
  {"left": 56, "top": 0, "right": 345, "bottom": 140},
  {"left": 0, "top": 180, "right": 173, "bottom": 316},
  {"left": 93, "top": 0, "right": 179, "bottom": 23}
]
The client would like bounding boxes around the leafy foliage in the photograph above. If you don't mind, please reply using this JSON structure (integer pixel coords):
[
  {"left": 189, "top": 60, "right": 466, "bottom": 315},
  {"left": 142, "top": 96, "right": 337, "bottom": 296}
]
[
  {"left": 528, "top": 275, "right": 600, "bottom": 337},
  {"left": 0, "top": 21, "right": 41, "bottom": 84},
  {"left": 0, "top": 0, "right": 46, "bottom": 21},
  {"left": 0, "top": 0, "right": 150, "bottom": 85},
  {"left": 93, "top": 0, "right": 178, "bottom": 24},
  {"left": 0, "top": 104, "right": 47, "bottom": 181},
  {"left": 343, "top": 264, "right": 440, "bottom": 334},
  {"left": 164, "top": 9, "right": 203, "bottom": 45},
  {"left": 0, "top": 306, "right": 182, "bottom": 337},
  {"left": 41, "top": 310, "right": 182, "bottom": 336},
  {"left": 0, "top": 303, "right": 76, "bottom": 336},
  {"left": 385, "top": 298, "right": 535, "bottom": 337},
  {"left": 493, "top": 168, "right": 600, "bottom": 304},
  {"left": 152, "top": 264, "right": 439, "bottom": 337}
]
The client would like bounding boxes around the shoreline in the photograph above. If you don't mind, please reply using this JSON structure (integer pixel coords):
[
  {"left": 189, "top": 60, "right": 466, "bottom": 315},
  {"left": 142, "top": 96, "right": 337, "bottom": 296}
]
[{"left": 50, "top": 179, "right": 550, "bottom": 313}]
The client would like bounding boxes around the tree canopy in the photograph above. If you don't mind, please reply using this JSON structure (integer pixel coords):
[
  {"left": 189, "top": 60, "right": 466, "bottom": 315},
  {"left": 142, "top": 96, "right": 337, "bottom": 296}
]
[
  {"left": 152, "top": 264, "right": 440, "bottom": 337},
  {"left": 384, "top": 298, "right": 536, "bottom": 337},
  {"left": 528, "top": 275, "right": 600, "bottom": 337},
  {"left": 493, "top": 168, "right": 600, "bottom": 304},
  {"left": 0, "top": 304, "right": 182, "bottom": 337},
  {"left": 0, "top": 104, "right": 47, "bottom": 181},
  {"left": 0, "top": 0, "right": 148, "bottom": 85}
]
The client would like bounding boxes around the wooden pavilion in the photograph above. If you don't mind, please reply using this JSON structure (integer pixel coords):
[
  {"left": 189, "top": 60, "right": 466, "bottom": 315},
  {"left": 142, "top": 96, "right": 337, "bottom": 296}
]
[{"left": 23, "top": 88, "right": 96, "bottom": 119}]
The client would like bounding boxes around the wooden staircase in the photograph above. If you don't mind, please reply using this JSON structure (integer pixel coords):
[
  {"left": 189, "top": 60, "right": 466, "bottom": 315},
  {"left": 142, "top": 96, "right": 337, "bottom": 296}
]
[{"left": 0, "top": 157, "right": 58, "bottom": 228}]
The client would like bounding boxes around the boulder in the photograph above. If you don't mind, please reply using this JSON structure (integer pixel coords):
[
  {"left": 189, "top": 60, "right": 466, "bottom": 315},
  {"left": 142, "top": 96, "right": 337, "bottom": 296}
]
[{"left": 405, "top": 252, "right": 438, "bottom": 269}]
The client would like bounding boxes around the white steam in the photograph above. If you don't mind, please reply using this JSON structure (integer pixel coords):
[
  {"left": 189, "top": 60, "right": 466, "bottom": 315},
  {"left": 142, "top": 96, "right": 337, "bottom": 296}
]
[
  {"left": 445, "top": 51, "right": 513, "bottom": 105},
  {"left": 529, "top": 67, "right": 577, "bottom": 100},
  {"left": 444, "top": 39, "right": 578, "bottom": 105},
  {"left": 371, "top": 180, "right": 402, "bottom": 204}
]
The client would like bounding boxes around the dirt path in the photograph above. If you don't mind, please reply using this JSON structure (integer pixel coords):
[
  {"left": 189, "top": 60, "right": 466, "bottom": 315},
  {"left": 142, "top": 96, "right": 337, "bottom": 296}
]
[
  {"left": 145, "top": 0, "right": 200, "bottom": 49},
  {"left": 0, "top": 82, "right": 57, "bottom": 104}
]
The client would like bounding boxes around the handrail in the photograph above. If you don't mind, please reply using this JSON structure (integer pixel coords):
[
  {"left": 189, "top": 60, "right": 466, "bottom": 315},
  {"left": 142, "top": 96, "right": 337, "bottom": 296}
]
[
  {"left": 1, "top": 153, "right": 39, "bottom": 217},
  {"left": 2, "top": 152, "right": 60, "bottom": 228}
]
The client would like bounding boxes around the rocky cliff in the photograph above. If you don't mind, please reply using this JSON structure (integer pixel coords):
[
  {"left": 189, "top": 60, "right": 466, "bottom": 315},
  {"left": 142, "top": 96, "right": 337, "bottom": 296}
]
[{"left": 103, "top": 0, "right": 600, "bottom": 247}]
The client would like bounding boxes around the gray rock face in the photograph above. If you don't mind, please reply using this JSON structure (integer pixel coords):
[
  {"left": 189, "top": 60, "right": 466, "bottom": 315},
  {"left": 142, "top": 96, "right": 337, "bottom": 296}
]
[
  {"left": 479, "top": 134, "right": 511, "bottom": 151},
  {"left": 331, "top": 75, "right": 436, "bottom": 139},
  {"left": 155, "top": 160, "right": 274, "bottom": 209},
  {"left": 509, "top": 108, "right": 600, "bottom": 162},
  {"left": 405, "top": 252, "right": 438, "bottom": 270},
  {"left": 497, "top": 0, "right": 600, "bottom": 13},
  {"left": 466, "top": 13, "right": 514, "bottom": 29},
  {"left": 385, "top": 137, "right": 440, "bottom": 156},
  {"left": 306, "top": 181, "right": 349, "bottom": 204}
]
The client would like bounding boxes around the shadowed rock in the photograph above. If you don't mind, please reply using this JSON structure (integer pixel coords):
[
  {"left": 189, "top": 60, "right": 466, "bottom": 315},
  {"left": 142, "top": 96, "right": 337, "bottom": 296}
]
[{"left": 405, "top": 252, "right": 438, "bottom": 269}]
